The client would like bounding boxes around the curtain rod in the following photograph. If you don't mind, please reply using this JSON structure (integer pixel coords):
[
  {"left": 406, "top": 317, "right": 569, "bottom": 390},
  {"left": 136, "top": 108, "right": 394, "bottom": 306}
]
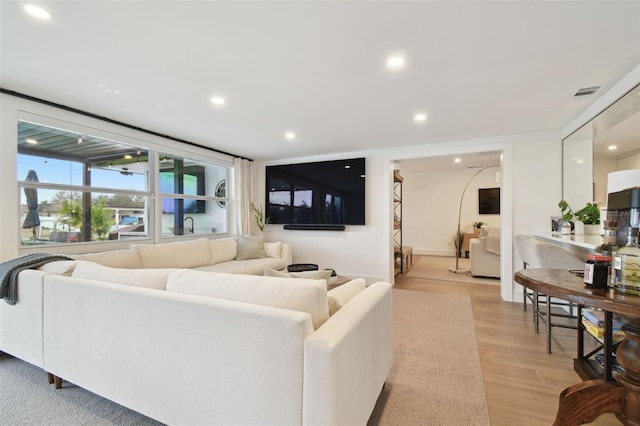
[{"left": 0, "top": 88, "right": 253, "bottom": 162}]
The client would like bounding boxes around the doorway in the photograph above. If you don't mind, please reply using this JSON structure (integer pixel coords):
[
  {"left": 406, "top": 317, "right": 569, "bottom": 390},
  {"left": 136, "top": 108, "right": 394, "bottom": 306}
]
[{"left": 388, "top": 147, "right": 514, "bottom": 302}]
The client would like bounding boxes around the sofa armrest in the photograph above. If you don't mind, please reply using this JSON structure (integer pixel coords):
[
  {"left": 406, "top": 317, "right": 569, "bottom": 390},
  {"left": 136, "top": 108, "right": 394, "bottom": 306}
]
[
  {"left": 0, "top": 269, "right": 50, "bottom": 367},
  {"left": 470, "top": 238, "right": 500, "bottom": 278},
  {"left": 303, "top": 281, "right": 392, "bottom": 426}
]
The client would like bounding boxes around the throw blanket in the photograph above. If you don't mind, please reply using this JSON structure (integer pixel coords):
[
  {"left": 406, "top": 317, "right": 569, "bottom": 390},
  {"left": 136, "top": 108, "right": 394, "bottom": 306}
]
[{"left": 0, "top": 253, "right": 72, "bottom": 305}]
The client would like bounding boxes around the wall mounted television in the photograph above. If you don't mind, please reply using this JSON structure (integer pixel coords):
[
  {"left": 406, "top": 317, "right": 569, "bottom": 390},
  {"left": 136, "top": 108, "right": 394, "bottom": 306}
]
[
  {"left": 478, "top": 187, "right": 500, "bottom": 215},
  {"left": 159, "top": 165, "right": 206, "bottom": 214},
  {"left": 266, "top": 158, "right": 366, "bottom": 226}
]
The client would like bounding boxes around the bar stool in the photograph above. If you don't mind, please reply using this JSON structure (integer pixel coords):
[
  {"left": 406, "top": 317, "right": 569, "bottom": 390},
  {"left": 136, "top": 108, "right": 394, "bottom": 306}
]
[{"left": 517, "top": 236, "right": 584, "bottom": 353}]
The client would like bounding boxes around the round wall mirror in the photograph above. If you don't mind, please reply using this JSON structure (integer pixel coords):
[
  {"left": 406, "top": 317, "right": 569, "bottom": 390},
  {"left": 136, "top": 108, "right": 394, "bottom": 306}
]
[{"left": 215, "top": 179, "right": 226, "bottom": 208}]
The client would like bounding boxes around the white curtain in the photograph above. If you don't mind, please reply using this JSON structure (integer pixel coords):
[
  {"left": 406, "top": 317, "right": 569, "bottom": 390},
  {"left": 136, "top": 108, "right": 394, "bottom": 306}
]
[{"left": 231, "top": 158, "right": 253, "bottom": 236}]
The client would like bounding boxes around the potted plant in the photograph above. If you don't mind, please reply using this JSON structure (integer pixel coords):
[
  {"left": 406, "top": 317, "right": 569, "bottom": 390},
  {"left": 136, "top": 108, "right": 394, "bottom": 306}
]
[
  {"left": 453, "top": 230, "right": 465, "bottom": 258},
  {"left": 250, "top": 202, "right": 269, "bottom": 234},
  {"left": 472, "top": 221, "right": 486, "bottom": 234},
  {"left": 558, "top": 200, "right": 600, "bottom": 234}
]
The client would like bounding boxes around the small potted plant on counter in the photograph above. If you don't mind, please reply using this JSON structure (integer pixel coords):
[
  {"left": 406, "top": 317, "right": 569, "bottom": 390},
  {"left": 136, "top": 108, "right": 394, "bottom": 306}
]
[{"left": 558, "top": 200, "right": 601, "bottom": 234}]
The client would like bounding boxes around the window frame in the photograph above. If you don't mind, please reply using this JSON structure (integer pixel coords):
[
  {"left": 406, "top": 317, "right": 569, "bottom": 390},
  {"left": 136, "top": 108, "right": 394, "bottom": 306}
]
[{"left": 13, "top": 110, "right": 233, "bottom": 255}]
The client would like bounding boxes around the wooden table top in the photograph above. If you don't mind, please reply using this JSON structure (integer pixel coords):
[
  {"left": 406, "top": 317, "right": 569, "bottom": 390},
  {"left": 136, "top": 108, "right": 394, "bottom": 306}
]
[{"left": 514, "top": 269, "right": 640, "bottom": 318}]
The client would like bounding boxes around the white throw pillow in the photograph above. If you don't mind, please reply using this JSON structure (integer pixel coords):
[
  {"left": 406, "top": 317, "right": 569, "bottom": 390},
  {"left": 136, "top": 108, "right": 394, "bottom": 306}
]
[
  {"left": 327, "top": 278, "right": 366, "bottom": 316},
  {"left": 263, "top": 241, "right": 282, "bottom": 258},
  {"left": 236, "top": 236, "right": 266, "bottom": 260},
  {"left": 132, "top": 238, "right": 211, "bottom": 269},
  {"left": 167, "top": 269, "right": 329, "bottom": 329},
  {"left": 208, "top": 238, "right": 238, "bottom": 264},
  {"left": 71, "top": 261, "right": 176, "bottom": 290},
  {"left": 72, "top": 248, "right": 141, "bottom": 269}
]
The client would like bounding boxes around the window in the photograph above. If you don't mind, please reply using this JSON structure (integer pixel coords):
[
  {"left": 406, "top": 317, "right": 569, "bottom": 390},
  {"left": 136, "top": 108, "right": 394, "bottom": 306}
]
[
  {"left": 17, "top": 119, "right": 230, "bottom": 249},
  {"left": 18, "top": 120, "right": 150, "bottom": 246},
  {"left": 158, "top": 154, "right": 228, "bottom": 237}
]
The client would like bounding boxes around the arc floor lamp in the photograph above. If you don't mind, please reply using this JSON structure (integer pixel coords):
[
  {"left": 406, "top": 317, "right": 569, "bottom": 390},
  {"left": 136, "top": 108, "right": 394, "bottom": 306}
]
[{"left": 449, "top": 165, "right": 499, "bottom": 274}]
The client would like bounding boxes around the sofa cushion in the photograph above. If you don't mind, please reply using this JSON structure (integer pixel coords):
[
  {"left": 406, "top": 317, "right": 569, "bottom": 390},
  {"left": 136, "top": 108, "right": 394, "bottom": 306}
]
[
  {"left": 208, "top": 238, "right": 238, "bottom": 264},
  {"left": 194, "top": 257, "right": 288, "bottom": 275},
  {"left": 327, "top": 278, "right": 366, "bottom": 316},
  {"left": 236, "top": 236, "right": 266, "bottom": 260},
  {"left": 71, "top": 261, "right": 176, "bottom": 290},
  {"left": 166, "top": 269, "right": 329, "bottom": 329},
  {"left": 38, "top": 260, "right": 79, "bottom": 276},
  {"left": 264, "top": 268, "right": 332, "bottom": 281},
  {"left": 72, "top": 248, "right": 141, "bottom": 269},
  {"left": 132, "top": 238, "right": 211, "bottom": 269},
  {"left": 264, "top": 241, "right": 282, "bottom": 258}
]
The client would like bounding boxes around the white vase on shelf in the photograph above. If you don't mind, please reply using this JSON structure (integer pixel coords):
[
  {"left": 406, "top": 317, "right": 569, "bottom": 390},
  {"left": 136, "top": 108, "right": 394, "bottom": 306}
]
[{"left": 584, "top": 224, "right": 601, "bottom": 235}]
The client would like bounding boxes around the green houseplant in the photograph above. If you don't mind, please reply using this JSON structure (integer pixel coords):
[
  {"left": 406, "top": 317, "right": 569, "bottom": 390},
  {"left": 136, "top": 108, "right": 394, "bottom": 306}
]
[
  {"left": 453, "top": 230, "right": 465, "bottom": 258},
  {"left": 558, "top": 200, "right": 600, "bottom": 225},
  {"left": 250, "top": 202, "right": 269, "bottom": 233}
]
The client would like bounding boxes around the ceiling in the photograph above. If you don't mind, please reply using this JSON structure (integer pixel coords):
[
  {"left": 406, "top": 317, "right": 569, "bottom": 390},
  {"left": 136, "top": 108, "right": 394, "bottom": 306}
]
[{"left": 1, "top": 1, "right": 639, "bottom": 162}]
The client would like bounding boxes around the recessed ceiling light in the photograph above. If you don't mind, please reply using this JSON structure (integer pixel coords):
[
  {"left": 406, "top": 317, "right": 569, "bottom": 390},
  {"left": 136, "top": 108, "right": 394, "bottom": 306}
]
[
  {"left": 285, "top": 132, "right": 296, "bottom": 140},
  {"left": 26, "top": 138, "right": 38, "bottom": 145},
  {"left": 386, "top": 55, "right": 405, "bottom": 69},
  {"left": 210, "top": 96, "right": 226, "bottom": 106},
  {"left": 24, "top": 4, "right": 51, "bottom": 20},
  {"left": 414, "top": 113, "right": 427, "bottom": 122},
  {"left": 454, "top": 158, "right": 461, "bottom": 163},
  {"left": 608, "top": 145, "right": 617, "bottom": 150}
]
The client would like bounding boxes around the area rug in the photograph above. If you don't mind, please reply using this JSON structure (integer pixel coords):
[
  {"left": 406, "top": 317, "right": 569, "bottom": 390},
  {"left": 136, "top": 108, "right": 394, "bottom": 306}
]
[
  {"left": 368, "top": 289, "right": 490, "bottom": 425},
  {"left": 407, "top": 255, "right": 500, "bottom": 286}
]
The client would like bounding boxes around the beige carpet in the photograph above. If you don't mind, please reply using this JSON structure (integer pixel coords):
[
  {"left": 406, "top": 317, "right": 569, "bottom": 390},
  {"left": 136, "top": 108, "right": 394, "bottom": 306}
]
[
  {"left": 369, "top": 289, "right": 490, "bottom": 426},
  {"left": 407, "top": 255, "right": 500, "bottom": 286}
]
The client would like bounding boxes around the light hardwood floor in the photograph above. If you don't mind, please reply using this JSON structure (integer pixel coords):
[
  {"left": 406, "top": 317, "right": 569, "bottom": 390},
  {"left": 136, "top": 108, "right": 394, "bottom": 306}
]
[{"left": 394, "top": 270, "right": 620, "bottom": 426}]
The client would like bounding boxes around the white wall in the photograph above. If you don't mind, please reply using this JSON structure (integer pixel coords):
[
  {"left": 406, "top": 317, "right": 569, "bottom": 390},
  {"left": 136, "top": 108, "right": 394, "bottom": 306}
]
[
  {"left": 562, "top": 135, "right": 594, "bottom": 209},
  {"left": 255, "top": 152, "right": 389, "bottom": 285},
  {"left": 401, "top": 167, "right": 500, "bottom": 256},
  {"left": 618, "top": 151, "right": 640, "bottom": 171},
  {"left": 594, "top": 158, "right": 618, "bottom": 206},
  {"left": 255, "top": 130, "right": 561, "bottom": 302}
]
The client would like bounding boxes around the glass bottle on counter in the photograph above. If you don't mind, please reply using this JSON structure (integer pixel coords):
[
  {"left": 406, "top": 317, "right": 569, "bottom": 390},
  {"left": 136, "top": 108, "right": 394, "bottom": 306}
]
[
  {"left": 614, "top": 227, "right": 640, "bottom": 294},
  {"left": 599, "top": 220, "right": 618, "bottom": 285}
]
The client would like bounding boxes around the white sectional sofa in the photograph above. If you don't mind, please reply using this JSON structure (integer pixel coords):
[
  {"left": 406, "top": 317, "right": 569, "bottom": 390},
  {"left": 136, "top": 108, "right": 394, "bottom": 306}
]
[{"left": 0, "top": 237, "right": 393, "bottom": 425}]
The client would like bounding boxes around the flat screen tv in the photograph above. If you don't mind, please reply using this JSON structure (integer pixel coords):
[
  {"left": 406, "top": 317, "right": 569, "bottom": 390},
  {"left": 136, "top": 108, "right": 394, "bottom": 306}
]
[
  {"left": 159, "top": 165, "right": 206, "bottom": 214},
  {"left": 266, "top": 158, "right": 366, "bottom": 226},
  {"left": 478, "top": 188, "right": 500, "bottom": 215}
]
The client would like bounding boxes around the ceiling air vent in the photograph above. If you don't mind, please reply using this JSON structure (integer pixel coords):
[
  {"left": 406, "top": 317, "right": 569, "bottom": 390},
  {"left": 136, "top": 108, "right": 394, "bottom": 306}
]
[{"left": 573, "top": 86, "right": 601, "bottom": 98}]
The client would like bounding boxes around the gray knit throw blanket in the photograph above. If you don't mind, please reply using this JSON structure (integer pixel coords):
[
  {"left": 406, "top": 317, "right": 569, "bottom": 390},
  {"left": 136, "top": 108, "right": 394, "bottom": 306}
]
[{"left": 0, "top": 253, "right": 72, "bottom": 305}]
